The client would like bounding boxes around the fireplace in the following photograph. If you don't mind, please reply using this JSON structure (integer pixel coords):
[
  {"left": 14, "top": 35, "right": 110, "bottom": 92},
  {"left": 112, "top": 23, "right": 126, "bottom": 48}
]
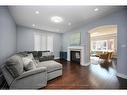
[
  {"left": 67, "top": 46, "right": 87, "bottom": 66},
  {"left": 70, "top": 51, "right": 80, "bottom": 63}
]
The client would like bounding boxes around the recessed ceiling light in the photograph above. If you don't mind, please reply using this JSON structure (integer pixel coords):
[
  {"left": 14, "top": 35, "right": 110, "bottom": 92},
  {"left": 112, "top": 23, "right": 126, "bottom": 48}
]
[
  {"left": 32, "top": 24, "right": 35, "bottom": 27},
  {"left": 94, "top": 8, "right": 99, "bottom": 12},
  {"left": 68, "top": 22, "right": 71, "bottom": 26},
  {"left": 35, "top": 11, "right": 40, "bottom": 14},
  {"left": 51, "top": 16, "right": 63, "bottom": 23}
]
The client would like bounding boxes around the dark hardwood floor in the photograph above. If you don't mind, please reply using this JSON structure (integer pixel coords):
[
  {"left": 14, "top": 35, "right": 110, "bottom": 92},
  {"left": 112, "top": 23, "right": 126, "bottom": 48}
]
[{"left": 44, "top": 59, "right": 127, "bottom": 89}]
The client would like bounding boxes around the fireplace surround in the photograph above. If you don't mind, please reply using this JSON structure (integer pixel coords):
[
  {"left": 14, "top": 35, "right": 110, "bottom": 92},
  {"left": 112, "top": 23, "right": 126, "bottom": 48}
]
[{"left": 67, "top": 46, "right": 88, "bottom": 66}]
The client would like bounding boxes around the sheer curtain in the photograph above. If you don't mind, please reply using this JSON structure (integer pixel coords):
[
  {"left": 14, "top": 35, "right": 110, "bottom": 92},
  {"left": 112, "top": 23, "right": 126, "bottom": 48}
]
[
  {"left": 34, "top": 31, "right": 54, "bottom": 52},
  {"left": 34, "top": 32, "right": 41, "bottom": 51},
  {"left": 47, "top": 35, "right": 53, "bottom": 52},
  {"left": 41, "top": 34, "right": 47, "bottom": 51}
]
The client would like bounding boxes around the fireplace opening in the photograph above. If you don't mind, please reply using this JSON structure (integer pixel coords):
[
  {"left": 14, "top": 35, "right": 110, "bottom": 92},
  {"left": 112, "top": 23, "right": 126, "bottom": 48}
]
[{"left": 70, "top": 51, "right": 80, "bottom": 63}]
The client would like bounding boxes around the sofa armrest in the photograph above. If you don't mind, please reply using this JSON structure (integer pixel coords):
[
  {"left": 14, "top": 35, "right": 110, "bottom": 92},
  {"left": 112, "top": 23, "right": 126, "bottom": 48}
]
[
  {"left": 16, "top": 67, "right": 47, "bottom": 80},
  {"left": 10, "top": 67, "right": 47, "bottom": 89}
]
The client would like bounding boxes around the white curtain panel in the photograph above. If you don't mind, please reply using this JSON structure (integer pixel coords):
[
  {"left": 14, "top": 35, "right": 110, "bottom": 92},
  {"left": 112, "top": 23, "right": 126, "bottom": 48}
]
[{"left": 34, "top": 31, "right": 54, "bottom": 52}]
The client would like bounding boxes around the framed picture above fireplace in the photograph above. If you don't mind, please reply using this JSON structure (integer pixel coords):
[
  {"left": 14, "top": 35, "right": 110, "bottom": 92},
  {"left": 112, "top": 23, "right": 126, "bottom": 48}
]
[{"left": 70, "top": 32, "right": 81, "bottom": 46}]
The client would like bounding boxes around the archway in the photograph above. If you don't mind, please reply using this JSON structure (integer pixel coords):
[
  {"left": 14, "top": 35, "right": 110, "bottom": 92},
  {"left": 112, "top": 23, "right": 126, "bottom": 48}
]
[{"left": 87, "top": 25, "right": 117, "bottom": 65}]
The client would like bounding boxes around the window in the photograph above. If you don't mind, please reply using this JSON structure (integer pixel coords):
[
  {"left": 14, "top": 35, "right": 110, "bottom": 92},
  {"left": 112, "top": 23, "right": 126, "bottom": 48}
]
[
  {"left": 91, "top": 39, "right": 115, "bottom": 51},
  {"left": 41, "top": 34, "right": 47, "bottom": 51},
  {"left": 34, "top": 32, "right": 53, "bottom": 51},
  {"left": 47, "top": 35, "right": 53, "bottom": 52},
  {"left": 96, "top": 40, "right": 107, "bottom": 51},
  {"left": 34, "top": 33, "right": 41, "bottom": 51},
  {"left": 107, "top": 39, "right": 114, "bottom": 51}
]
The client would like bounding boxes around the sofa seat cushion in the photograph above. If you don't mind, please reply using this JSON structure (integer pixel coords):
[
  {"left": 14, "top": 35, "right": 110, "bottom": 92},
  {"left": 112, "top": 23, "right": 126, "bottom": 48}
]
[{"left": 37, "top": 61, "right": 62, "bottom": 73}]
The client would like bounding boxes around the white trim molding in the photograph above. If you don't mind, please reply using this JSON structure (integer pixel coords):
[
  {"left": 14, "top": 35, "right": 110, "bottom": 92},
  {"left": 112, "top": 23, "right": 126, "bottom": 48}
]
[
  {"left": 117, "top": 73, "right": 127, "bottom": 79},
  {"left": 67, "top": 46, "right": 89, "bottom": 66},
  {"left": 85, "top": 62, "right": 91, "bottom": 66}
]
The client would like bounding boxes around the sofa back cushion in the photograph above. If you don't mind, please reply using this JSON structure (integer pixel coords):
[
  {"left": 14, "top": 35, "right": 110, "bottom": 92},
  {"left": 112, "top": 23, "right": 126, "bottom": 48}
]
[
  {"left": 41, "top": 51, "right": 51, "bottom": 56},
  {"left": 38, "top": 51, "right": 42, "bottom": 58},
  {"left": 16, "top": 52, "right": 28, "bottom": 57},
  {"left": 5, "top": 54, "right": 24, "bottom": 78},
  {"left": 27, "top": 51, "right": 38, "bottom": 58}
]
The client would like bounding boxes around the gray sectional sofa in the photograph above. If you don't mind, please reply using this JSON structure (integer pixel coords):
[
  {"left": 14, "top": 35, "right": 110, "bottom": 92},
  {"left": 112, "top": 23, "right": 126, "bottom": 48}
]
[{"left": 1, "top": 52, "right": 62, "bottom": 89}]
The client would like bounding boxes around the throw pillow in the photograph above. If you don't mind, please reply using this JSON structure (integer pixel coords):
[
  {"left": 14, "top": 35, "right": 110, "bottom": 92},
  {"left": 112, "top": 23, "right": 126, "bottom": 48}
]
[
  {"left": 27, "top": 53, "right": 34, "bottom": 60},
  {"left": 5, "top": 54, "right": 24, "bottom": 78},
  {"left": 22, "top": 57, "right": 36, "bottom": 71},
  {"left": 27, "top": 53, "right": 38, "bottom": 66}
]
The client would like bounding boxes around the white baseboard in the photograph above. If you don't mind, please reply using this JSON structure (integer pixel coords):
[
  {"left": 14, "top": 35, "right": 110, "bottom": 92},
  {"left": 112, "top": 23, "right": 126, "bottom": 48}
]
[
  {"left": 117, "top": 73, "right": 127, "bottom": 79},
  {"left": 54, "top": 57, "right": 60, "bottom": 59},
  {"left": 81, "top": 62, "right": 90, "bottom": 66},
  {"left": 67, "top": 59, "right": 70, "bottom": 61}
]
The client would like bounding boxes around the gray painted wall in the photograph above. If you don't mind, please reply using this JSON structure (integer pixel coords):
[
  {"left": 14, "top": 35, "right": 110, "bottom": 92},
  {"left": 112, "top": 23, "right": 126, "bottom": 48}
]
[
  {"left": 17, "top": 26, "right": 34, "bottom": 51},
  {"left": 0, "top": 7, "right": 16, "bottom": 65},
  {"left": 62, "top": 9, "right": 127, "bottom": 76},
  {"left": 0, "top": 7, "right": 17, "bottom": 87},
  {"left": 17, "top": 26, "right": 62, "bottom": 59}
]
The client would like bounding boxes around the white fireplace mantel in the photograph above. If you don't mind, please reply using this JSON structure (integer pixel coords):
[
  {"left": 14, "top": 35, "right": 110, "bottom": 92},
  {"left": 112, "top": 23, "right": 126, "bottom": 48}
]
[{"left": 67, "top": 46, "right": 88, "bottom": 66}]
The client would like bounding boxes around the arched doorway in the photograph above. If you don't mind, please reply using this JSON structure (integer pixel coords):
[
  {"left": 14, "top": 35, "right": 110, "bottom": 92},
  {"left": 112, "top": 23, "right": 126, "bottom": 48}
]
[{"left": 88, "top": 25, "right": 117, "bottom": 64}]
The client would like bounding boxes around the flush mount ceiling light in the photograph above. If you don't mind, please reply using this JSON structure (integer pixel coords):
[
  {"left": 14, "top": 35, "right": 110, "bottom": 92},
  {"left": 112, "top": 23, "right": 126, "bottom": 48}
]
[
  {"left": 94, "top": 8, "right": 99, "bottom": 12},
  {"left": 32, "top": 24, "right": 35, "bottom": 27},
  {"left": 35, "top": 11, "right": 40, "bottom": 14},
  {"left": 68, "top": 22, "right": 71, "bottom": 26},
  {"left": 51, "top": 16, "right": 63, "bottom": 23}
]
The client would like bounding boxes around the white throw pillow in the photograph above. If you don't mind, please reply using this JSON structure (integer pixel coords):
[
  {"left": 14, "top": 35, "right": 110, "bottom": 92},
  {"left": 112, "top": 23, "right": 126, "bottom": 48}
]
[
  {"left": 27, "top": 53, "right": 38, "bottom": 66},
  {"left": 22, "top": 57, "right": 36, "bottom": 71},
  {"left": 27, "top": 53, "right": 34, "bottom": 60}
]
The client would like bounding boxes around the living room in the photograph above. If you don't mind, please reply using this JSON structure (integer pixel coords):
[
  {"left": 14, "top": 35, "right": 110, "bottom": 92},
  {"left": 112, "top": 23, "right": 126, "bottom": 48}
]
[{"left": 0, "top": 5, "right": 127, "bottom": 90}]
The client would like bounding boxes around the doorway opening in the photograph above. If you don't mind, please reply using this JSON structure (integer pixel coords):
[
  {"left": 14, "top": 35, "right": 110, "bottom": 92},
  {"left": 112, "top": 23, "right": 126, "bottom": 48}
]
[{"left": 89, "top": 25, "right": 117, "bottom": 67}]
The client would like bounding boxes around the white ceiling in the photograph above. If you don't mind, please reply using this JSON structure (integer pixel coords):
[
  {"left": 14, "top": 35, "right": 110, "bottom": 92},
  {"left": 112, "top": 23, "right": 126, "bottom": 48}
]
[{"left": 9, "top": 6, "right": 125, "bottom": 33}]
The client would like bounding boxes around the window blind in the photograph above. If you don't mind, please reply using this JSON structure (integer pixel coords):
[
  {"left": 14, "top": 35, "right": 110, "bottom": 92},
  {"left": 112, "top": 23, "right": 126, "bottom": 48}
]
[{"left": 34, "top": 31, "right": 53, "bottom": 52}]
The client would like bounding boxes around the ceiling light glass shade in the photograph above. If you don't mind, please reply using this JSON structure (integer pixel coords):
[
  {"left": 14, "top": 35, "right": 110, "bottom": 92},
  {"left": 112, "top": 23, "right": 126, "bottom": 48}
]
[
  {"left": 35, "top": 11, "right": 40, "bottom": 14},
  {"left": 94, "top": 8, "right": 99, "bottom": 11},
  {"left": 32, "top": 24, "right": 35, "bottom": 27},
  {"left": 51, "top": 16, "right": 63, "bottom": 23}
]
